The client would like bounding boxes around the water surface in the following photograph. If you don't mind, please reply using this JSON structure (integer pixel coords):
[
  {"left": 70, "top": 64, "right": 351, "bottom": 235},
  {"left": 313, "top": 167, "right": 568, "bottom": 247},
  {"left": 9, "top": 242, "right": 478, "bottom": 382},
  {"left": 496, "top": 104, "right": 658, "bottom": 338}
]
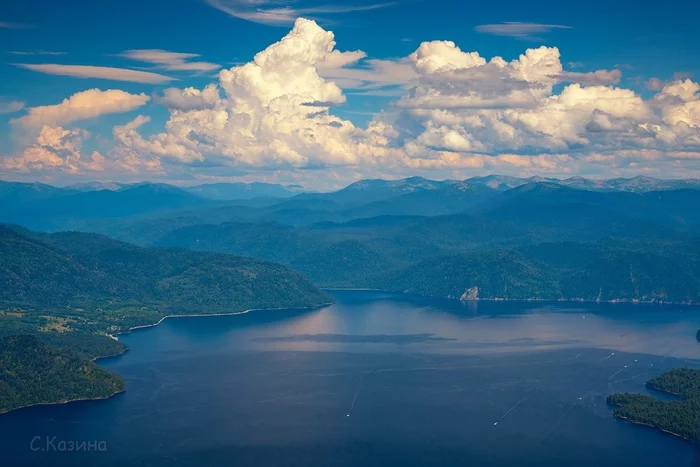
[{"left": 2, "top": 291, "right": 700, "bottom": 466}]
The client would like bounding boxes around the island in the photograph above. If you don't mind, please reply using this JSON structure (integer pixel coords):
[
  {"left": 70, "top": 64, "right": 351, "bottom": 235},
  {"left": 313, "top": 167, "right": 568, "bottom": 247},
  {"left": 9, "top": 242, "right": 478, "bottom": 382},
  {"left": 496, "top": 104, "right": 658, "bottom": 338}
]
[
  {"left": 0, "top": 225, "right": 332, "bottom": 414},
  {"left": 607, "top": 368, "right": 700, "bottom": 444}
]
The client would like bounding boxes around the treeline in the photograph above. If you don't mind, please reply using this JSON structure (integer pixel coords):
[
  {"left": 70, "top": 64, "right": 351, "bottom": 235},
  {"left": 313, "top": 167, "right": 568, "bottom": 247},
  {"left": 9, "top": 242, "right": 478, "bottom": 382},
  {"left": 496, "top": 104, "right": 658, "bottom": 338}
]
[
  {"left": 0, "top": 225, "right": 331, "bottom": 359},
  {"left": 0, "top": 335, "right": 125, "bottom": 414},
  {"left": 608, "top": 368, "right": 700, "bottom": 444}
]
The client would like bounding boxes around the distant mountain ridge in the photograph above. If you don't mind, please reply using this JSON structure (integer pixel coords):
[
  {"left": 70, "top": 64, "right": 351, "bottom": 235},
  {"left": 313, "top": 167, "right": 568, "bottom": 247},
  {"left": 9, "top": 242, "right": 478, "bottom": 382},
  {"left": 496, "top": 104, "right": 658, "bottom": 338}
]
[
  {"left": 57, "top": 180, "right": 301, "bottom": 199},
  {"left": 4, "top": 174, "right": 699, "bottom": 203},
  {"left": 184, "top": 182, "right": 300, "bottom": 200},
  {"left": 466, "top": 175, "right": 700, "bottom": 192}
]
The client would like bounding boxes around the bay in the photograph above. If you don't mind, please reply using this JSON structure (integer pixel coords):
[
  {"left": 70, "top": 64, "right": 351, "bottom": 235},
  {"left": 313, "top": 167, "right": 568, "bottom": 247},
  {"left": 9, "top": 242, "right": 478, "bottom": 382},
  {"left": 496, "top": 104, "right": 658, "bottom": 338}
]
[{"left": 2, "top": 290, "right": 700, "bottom": 466}]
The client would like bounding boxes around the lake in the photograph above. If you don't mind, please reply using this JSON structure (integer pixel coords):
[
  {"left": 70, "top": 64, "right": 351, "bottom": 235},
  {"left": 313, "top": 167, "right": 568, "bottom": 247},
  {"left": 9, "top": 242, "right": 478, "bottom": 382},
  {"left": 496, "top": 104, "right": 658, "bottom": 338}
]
[{"left": 2, "top": 290, "right": 700, "bottom": 466}]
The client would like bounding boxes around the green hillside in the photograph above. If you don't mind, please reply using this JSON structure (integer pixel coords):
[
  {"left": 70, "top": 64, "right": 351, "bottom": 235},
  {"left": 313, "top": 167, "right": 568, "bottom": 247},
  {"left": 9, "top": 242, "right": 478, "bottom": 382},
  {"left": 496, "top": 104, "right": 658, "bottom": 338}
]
[
  {"left": 0, "top": 335, "right": 125, "bottom": 414},
  {"left": 0, "top": 225, "right": 332, "bottom": 358},
  {"left": 608, "top": 368, "right": 700, "bottom": 444}
]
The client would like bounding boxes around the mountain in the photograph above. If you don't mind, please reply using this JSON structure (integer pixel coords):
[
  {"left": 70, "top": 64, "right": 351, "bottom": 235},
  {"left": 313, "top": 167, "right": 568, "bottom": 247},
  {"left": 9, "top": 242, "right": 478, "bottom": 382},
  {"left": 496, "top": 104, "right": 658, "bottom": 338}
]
[
  {"left": 469, "top": 183, "right": 700, "bottom": 234},
  {"left": 4, "top": 176, "right": 700, "bottom": 304},
  {"left": 65, "top": 181, "right": 133, "bottom": 192},
  {"left": 466, "top": 175, "right": 555, "bottom": 191},
  {"left": 365, "top": 242, "right": 700, "bottom": 303},
  {"left": 294, "top": 176, "right": 454, "bottom": 206},
  {"left": 0, "top": 183, "right": 214, "bottom": 231},
  {"left": 0, "top": 180, "right": 76, "bottom": 204},
  {"left": 370, "top": 250, "right": 561, "bottom": 300},
  {"left": 466, "top": 175, "right": 700, "bottom": 193},
  {"left": 568, "top": 175, "right": 700, "bottom": 192},
  {"left": 184, "top": 182, "right": 301, "bottom": 200},
  {"left": 0, "top": 335, "right": 125, "bottom": 414},
  {"left": 0, "top": 225, "right": 330, "bottom": 313}
]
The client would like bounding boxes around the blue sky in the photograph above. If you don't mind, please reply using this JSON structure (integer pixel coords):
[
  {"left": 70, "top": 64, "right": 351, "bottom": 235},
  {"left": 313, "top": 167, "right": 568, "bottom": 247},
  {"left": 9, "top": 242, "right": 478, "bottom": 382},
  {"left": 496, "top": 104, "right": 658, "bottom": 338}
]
[{"left": 2, "top": 0, "right": 700, "bottom": 188}]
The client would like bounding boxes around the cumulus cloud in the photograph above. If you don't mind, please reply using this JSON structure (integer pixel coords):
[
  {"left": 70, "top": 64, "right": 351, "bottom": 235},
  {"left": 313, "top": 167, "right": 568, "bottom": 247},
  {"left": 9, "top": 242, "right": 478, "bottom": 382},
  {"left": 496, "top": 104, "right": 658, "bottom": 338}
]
[
  {"left": 118, "top": 18, "right": 383, "bottom": 168},
  {"left": 8, "top": 18, "right": 700, "bottom": 184},
  {"left": 1, "top": 126, "right": 104, "bottom": 174},
  {"left": 14, "top": 89, "right": 150, "bottom": 129},
  {"left": 318, "top": 56, "right": 418, "bottom": 93},
  {"left": 1, "top": 124, "right": 165, "bottom": 177},
  {"left": 395, "top": 44, "right": 562, "bottom": 110},
  {"left": 654, "top": 79, "right": 700, "bottom": 131},
  {"left": 106, "top": 18, "right": 700, "bottom": 182},
  {"left": 473, "top": 22, "right": 571, "bottom": 41},
  {"left": 14, "top": 64, "right": 174, "bottom": 84},
  {"left": 560, "top": 69, "right": 622, "bottom": 85},
  {"left": 155, "top": 84, "right": 222, "bottom": 111},
  {"left": 117, "top": 49, "right": 220, "bottom": 72}
]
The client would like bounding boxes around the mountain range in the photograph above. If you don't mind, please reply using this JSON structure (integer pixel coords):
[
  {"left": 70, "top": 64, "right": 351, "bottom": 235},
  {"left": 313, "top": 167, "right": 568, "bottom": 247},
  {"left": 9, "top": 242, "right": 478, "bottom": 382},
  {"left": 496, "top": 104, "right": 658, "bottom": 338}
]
[
  {"left": 3, "top": 173, "right": 700, "bottom": 413},
  {"left": 2, "top": 175, "right": 700, "bottom": 308}
]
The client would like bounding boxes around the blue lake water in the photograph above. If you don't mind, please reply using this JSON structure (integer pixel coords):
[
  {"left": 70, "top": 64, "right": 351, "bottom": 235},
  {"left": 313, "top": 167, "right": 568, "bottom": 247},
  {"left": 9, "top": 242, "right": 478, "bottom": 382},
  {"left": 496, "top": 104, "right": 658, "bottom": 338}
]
[{"left": 3, "top": 290, "right": 700, "bottom": 466}]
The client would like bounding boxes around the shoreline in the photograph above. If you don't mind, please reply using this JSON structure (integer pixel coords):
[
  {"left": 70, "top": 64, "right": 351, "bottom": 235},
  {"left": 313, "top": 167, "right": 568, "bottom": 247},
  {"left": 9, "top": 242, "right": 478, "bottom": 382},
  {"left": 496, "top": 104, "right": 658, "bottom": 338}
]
[
  {"left": 324, "top": 288, "right": 700, "bottom": 306},
  {"left": 117, "top": 300, "right": 335, "bottom": 336},
  {"left": 1, "top": 301, "right": 333, "bottom": 417},
  {"left": 0, "top": 388, "right": 126, "bottom": 416},
  {"left": 615, "top": 415, "right": 690, "bottom": 443}
]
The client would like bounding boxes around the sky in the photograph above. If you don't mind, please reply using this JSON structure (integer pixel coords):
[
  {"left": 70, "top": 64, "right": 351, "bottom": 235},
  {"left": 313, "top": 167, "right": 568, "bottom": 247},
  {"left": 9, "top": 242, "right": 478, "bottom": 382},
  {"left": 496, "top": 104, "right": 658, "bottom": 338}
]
[{"left": 1, "top": 0, "right": 700, "bottom": 189}]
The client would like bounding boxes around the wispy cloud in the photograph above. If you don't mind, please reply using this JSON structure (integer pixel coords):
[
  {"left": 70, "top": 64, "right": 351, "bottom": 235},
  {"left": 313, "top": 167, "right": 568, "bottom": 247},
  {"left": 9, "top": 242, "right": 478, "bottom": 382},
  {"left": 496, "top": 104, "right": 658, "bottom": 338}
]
[
  {"left": 116, "top": 49, "right": 220, "bottom": 72},
  {"left": 0, "top": 21, "right": 33, "bottom": 29},
  {"left": 559, "top": 69, "right": 622, "bottom": 86},
  {"left": 319, "top": 57, "right": 418, "bottom": 93},
  {"left": 0, "top": 100, "right": 24, "bottom": 114},
  {"left": 646, "top": 77, "right": 665, "bottom": 91},
  {"left": 474, "top": 22, "right": 571, "bottom": 41},
  {"left": 207, "top": 0, "right": 396, "bottom": 25},
  {"left": 14, "top": 64, "right": 175, "bottom": 84},
  {"left": 7, "top": 50, "right": 66, "bottom": 56}
]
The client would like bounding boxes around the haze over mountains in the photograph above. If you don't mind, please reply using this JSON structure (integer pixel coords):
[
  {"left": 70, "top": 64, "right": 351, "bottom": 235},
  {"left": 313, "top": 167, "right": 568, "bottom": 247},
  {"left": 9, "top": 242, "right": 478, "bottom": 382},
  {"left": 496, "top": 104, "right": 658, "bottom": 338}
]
[{"left": 2, "top": 174, "right": 700, "bottom": 305}]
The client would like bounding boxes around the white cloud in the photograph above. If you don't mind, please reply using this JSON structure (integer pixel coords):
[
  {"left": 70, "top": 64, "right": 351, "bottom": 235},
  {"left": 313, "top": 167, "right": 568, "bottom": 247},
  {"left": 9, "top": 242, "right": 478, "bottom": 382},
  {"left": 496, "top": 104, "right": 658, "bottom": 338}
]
[
  {"left": 117, "top": 49, "right": 220, "bottom": 72},
  {"left": 560, "top": 69, "right": 622, "bottom": 85},
  {"left": 14, "top": 89, "right": 150, "bottom": 129},
  {"left": 654, "top": 79, "right": 700, "bottom": 129},
  {"left": 8, "top": 18, "right": 700, "bottom": 185},
  {"left": 1, "top": 124, "right": 164, "bottom": 177},
  {"left": 109, "top": 19, "right": 700, "bottom": 182},
  {"left": 118, "top": 18, "right": 374, "bottom": 167},
  {"left": 1, "top": 126, "right": 103, "bottom": 174},
  {"left": 15, "top": 64, "right": 174, "bottom": 84},
  {"left": 473, "top": 22, "right": 571, "bottom": 41},
  {"left": 207, "top": 0, "right": 396, "bottom": 26},
  {"left": 318, "top": 56, "right": 418, "bottom": 93},
  {"left": 155, "top": 84, "right": 222, "bottom": 111},
  {"left": 0, "top": 100, "right": 24, "bottom": 114}
]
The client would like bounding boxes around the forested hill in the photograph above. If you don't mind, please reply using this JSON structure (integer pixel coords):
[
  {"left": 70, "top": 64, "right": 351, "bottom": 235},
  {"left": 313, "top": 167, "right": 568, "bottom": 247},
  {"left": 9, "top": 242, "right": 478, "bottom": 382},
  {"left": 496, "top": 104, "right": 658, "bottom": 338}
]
[
  {"left": 0, "top": 225, "right": 330, "bottom": 313},
  {"left": 0, "top": 225, "right": 332, "bottom": 359},
  {"left": 608, "top": 368, "right": 700, "bottom": 444},
  {"left": 0, "top": 335, "right": 125, "bottom": 414}
]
